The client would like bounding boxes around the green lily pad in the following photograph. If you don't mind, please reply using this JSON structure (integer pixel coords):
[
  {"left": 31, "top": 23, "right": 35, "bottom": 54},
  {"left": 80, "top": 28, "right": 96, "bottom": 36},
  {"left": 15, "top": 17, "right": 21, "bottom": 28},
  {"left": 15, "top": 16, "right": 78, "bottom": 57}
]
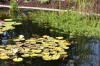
[{"left": 4, "top": 19, "right": 13, "bottom": 22}]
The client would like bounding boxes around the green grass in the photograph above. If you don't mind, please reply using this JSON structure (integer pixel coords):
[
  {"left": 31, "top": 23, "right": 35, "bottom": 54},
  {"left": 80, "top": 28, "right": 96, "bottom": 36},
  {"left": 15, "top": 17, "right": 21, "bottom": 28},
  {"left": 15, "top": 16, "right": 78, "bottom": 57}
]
[
  {"left": 9, "top": 0, "right": 99, "bottom": 38},
  {"left": 27, "top": 10, "right": 100, "bottom": 38}
]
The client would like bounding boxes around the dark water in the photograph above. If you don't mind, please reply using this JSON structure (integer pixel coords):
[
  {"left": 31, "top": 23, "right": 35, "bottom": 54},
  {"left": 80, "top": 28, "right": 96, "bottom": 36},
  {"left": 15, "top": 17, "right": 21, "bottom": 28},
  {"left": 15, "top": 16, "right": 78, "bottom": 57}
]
[
  {"left": 0, "top": 37, "right": 99, "bottom": 66},
  {"left": 72, "top": 38, "right": 99, "bottom": 66}
]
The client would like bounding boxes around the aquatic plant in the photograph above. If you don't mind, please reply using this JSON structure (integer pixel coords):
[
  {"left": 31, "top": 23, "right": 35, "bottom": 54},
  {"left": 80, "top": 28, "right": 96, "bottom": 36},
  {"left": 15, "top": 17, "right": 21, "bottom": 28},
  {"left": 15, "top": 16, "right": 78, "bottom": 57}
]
[
  {"left": 0, "top": 19, "right": 22, "bottom": 35},
  {"left": 13, "top": 57, "right": 23, "bottom": 62},
  {"left": 21, "top": 54, "right": 30, "bottom": 58},
  {"left": 28, "top": 10, "right": 100, "bottom": 38},
  {"left": 0, "top": 35, "right": 71, "bottom": 61},
  {"left": 0, "top": 56, "right": 9, "bottom": 59}
]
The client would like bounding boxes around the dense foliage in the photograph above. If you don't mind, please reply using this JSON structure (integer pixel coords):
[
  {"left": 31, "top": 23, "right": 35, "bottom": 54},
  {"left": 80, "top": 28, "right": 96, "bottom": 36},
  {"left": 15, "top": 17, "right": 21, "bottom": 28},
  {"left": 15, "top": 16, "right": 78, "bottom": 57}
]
[
  {"left": 9, "top": 0, "right": 99, "bottom": 38},
  {"left": 10, "top": 0, "right": 19, "bottom": 20},
  {"left": 28, "top": 10, "right": 100, "bottom": 38}
]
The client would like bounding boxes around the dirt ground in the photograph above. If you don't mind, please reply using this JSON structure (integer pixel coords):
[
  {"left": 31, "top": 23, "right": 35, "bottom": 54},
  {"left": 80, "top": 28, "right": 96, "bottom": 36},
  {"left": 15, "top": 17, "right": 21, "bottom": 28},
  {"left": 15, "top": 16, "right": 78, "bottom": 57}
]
[{"left": 0, "top": 0, "right": 100, "bottom": 13}]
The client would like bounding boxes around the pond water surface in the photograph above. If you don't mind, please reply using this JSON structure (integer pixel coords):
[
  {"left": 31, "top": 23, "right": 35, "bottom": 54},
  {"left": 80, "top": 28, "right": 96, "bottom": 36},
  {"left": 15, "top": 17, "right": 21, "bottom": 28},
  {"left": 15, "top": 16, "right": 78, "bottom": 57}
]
[{"left": 0, "top": 37, "right": 99, "bottom": 66}]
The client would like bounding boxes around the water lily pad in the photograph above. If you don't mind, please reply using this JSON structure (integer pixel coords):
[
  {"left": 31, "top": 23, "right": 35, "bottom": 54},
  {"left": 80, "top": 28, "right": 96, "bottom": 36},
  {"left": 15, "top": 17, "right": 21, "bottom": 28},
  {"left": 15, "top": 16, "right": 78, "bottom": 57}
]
[
  {"left": 4, "top": 19, "right": 13, "bottom": 22},
  {"left": 13, "top": 57, "right": 23, "bottom": 62},
  {"left": 0, "top": 56, "right": 9, "bottom": 59},
  {"left": 42, "top": 55, "right": 51, "bottom": 61},
  {"left": 0, "top": 35, "right": 71, "bottom": 61},
  {"left": 51, "top": 54, "right": 60, "bottom": 60},
  {"left": 21, "top": 54, "right": 30, "bottom": 58},
  {"left": 1, "top": 28, "right": 9, "bottom": 31},
  {"left": 14, "top": 23, "right": 22, "bottom": 25},
  {"left": 56, "top": 37, "right": 64, "bottom": 40},
  {"left": 65, "top": 42, "right": 71, "bottom": 45},
  {"left": 30, "top": 54, "right": 38, "bottom": 58}
]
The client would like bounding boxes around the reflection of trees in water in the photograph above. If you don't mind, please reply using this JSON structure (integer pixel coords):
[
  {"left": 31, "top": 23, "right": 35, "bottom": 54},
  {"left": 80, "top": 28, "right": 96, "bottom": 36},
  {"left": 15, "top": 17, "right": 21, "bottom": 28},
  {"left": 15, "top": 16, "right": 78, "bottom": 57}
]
[{"left": 71, "top": 37, "right": 99, "bottom": 66}]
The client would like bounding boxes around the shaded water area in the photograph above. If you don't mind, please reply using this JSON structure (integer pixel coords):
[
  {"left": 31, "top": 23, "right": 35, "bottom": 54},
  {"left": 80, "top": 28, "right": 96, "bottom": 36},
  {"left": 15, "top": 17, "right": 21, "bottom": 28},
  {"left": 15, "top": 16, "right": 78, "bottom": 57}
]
[{"left": 0, "top": 22, "right": 99, "bottom": 66}]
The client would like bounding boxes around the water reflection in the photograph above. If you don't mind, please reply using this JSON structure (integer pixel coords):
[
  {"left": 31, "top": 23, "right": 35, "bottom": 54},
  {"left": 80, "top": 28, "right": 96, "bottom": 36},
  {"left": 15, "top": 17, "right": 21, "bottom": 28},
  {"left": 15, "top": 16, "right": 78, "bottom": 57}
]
[
  {"left": 72, "top": 38, "right": 99, "bottom": 66},
  {"left": 0, "top": 37, "right": 99, "bottom": 66}
]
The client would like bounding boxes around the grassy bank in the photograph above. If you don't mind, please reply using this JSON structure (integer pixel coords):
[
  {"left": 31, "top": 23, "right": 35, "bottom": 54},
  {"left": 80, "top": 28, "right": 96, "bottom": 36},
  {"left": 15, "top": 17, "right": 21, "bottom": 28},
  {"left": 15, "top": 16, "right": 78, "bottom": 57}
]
[{"left": 24, "top": 10, "right": 100, "bottom": 38}]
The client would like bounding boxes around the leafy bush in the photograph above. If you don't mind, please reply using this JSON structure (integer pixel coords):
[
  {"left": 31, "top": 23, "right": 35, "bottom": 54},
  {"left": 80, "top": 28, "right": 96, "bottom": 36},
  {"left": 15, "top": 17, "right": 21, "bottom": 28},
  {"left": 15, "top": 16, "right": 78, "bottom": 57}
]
[{"left": 10, "top": 0, "right": 20, "bottom": 21}]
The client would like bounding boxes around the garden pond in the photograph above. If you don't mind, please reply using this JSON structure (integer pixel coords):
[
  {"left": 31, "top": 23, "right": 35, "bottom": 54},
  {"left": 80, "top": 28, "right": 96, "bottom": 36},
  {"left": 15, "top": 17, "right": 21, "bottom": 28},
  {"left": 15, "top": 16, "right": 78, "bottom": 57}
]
[{"left": 0, "top": 22, "right": 99, "bottom": 66}]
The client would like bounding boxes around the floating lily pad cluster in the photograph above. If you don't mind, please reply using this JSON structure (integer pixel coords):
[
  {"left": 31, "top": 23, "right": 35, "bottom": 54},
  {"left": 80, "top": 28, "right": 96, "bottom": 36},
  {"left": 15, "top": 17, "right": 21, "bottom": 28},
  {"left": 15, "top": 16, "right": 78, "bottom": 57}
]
[
  {"left": 0, "top": 19, "right": 22, "bottom": 34},
  {"left": 0, "top": 35, "right": 71, "bottom": 62}
]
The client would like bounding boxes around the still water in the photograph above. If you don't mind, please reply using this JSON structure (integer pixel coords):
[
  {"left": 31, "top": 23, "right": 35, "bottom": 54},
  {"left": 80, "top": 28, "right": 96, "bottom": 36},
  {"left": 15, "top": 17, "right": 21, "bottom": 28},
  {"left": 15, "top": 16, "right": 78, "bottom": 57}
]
[
  {"left": 72, "top": 38, "right": 99, "bottom": 66},
  {"left": 0, "top": 37, "right": 99, "bottom": 66}
]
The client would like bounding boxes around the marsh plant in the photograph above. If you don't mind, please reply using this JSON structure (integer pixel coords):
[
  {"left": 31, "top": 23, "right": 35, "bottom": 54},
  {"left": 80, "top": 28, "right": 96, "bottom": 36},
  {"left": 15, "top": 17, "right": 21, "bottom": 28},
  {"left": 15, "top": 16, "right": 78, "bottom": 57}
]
[
  {"left": 28, "top": 10, "right": 100, "bottom": 38},
  {"left": 68, "top": 0, "right": 95, "bottom": 13}
]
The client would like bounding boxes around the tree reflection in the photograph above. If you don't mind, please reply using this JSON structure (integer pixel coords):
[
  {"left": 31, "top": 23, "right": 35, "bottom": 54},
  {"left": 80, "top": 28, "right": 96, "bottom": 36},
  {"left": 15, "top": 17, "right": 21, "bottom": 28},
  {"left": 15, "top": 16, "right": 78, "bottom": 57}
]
[{"left": 71, "top": 37, "right": 99, "bottom": 66}]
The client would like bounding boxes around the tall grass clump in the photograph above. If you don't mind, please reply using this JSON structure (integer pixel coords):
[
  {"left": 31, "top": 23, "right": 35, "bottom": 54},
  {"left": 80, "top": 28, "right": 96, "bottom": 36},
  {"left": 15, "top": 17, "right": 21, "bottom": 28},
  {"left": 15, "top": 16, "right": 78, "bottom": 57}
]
[
  {"left": 70, "top": 0, "right": 95, "bottom": 13},
  {"left": 0, "top": 11, "right": 10, "bottom": 19}
]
